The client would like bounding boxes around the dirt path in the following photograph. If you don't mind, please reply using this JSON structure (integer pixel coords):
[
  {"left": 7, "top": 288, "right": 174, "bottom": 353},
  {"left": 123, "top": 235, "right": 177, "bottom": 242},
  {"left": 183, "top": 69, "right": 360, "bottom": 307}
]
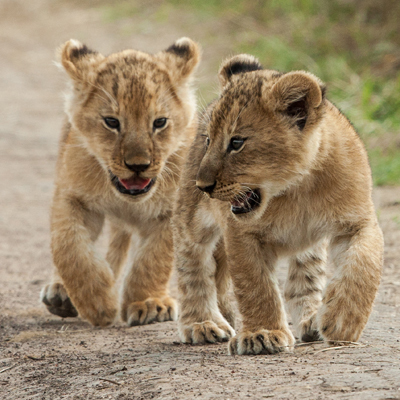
[{"left": 1, "top": 1, "right": 399, "bottom": 399}]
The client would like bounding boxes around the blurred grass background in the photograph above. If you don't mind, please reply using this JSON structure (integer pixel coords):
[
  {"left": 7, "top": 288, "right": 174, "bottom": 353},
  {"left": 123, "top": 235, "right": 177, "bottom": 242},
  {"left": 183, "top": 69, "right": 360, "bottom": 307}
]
[{"left": 99, "top": 0, "right": 400, "bottom": 185}]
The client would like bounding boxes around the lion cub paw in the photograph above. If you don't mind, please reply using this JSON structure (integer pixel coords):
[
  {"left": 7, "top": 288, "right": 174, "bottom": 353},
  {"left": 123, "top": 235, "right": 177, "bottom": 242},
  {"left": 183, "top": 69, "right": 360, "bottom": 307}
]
[
  {"left": 179, "top": 320, "right": 235, "bottom": 344},
  {"left": 80, "top": 292, "right": 118, "bottom": 327},
  {"left": 317, "top": 302, "right": 364, "bottom": 343},
  {"left": 122, "top": 296, "right": 178, "bottom": 326},
  {"left": 41, "top": 283, "right": 78, "bottom": 318},
  {"left": 228, "top": 329, "right": 295, "bottom": 355},
  {"left": 298, "top": 314, "right": 321, "bottom": 343}
]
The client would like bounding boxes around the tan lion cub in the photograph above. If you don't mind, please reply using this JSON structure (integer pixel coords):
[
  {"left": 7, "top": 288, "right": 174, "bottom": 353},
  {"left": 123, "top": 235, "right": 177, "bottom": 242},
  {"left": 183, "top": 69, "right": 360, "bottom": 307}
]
[
  {"left": 174, "top": 54, "right": 383, "bottom": 355},
  {"left": 40, "top": 38, "right": 200, "bottom": 326}
]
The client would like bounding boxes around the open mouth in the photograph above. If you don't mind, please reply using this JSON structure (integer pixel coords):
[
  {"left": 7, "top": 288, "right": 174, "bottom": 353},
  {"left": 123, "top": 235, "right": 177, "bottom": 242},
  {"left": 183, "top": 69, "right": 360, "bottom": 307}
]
[
  {"left": 110, "top": 172, "right": 155, "bottom": 196},
  {"left": 230, "top": 189, "right": 261, "bottom": 214}
]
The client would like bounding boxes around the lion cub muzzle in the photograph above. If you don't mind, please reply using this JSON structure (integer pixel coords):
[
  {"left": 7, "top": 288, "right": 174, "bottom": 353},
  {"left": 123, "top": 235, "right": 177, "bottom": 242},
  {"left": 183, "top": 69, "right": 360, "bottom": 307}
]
[
  {"left": 110, "top": 145, "right": 158, "bottom": 197},
  {"left": 197, "top": 178, "right": 261, "bottom": 215},
  {"left": 109, "top": 170, "right": 156, "bottom": 197}
]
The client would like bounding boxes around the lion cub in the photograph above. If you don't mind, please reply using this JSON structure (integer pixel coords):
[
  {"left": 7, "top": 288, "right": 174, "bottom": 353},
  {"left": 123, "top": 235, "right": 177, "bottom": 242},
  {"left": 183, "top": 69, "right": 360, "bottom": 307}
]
[
  {"left": 41, "top": 38, "right": 200, "bottom": 326},
  {"left": 174, "top": 54, "right": 383, "bottom": 355}
]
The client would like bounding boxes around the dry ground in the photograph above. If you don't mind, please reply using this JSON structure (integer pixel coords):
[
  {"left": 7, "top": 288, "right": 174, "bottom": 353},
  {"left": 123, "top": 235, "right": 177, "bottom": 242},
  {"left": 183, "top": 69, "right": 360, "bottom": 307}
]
[{"left": 0, "top": 1, "right": 399, "bottom": 399}]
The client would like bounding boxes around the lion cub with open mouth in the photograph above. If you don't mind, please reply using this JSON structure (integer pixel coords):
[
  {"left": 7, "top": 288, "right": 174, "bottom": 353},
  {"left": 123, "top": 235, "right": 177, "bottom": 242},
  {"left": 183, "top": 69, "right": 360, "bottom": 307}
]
[
  {"left": 174, "top": 54, "right": 383, "bottom": 355},
  {"left": 41, "top": 38, "right": 200, "bottom": 326}
]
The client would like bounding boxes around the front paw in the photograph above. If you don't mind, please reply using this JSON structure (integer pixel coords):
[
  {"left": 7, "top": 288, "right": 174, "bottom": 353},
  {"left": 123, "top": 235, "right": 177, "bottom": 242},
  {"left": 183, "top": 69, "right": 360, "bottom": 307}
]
[
  {"left": 179, "top": 320, "right": 235, "bottom": 344},
  {"left": 122, "top": 296, "right": 178, "bottom": 326},
  {"left": 77, "top": 288, "right": 118, "bottom": 327},
  {"left": 41, "top": 283, "right": 78, "bottom": 318},
  {"left": 228, "top": 328, "right": 295, "bottom": 355}
]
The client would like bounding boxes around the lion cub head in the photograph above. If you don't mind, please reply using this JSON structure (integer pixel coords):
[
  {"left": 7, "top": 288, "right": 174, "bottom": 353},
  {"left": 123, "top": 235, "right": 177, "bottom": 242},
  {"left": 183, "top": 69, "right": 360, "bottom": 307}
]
[
  {"left": 196, "top": 54, "right": 326, "bottom": 220},
  {"left": 60, "top": 38, "right": 200, "bottom": 200}
]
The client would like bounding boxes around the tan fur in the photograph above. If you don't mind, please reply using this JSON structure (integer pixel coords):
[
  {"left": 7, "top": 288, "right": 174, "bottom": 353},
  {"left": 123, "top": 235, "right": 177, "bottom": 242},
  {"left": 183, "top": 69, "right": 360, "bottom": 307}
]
[
  {"left": 173, "top": 54, "right": 383, "bottom": 355},
  {"left": 41, "top": 38, "right": 200, "bottom": 326}
]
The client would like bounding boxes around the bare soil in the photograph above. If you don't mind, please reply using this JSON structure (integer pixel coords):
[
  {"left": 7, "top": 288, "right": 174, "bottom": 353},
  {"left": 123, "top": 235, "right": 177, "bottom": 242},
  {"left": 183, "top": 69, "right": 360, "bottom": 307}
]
[{"left": 0, "top": 1, "right": 399, "bottom": 399}]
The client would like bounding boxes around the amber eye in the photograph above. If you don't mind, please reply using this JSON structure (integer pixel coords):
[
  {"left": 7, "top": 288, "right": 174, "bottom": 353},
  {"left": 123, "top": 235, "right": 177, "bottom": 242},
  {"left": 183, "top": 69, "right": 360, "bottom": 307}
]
[
  {"left": 153, "top": 118, "right": 167, "bottom": 129},
  {"left": 104, "top": 117, "right": 120, "bottom": 130},
  {"left": 228, "top": 137, "right": 245, "bottom": 152}
]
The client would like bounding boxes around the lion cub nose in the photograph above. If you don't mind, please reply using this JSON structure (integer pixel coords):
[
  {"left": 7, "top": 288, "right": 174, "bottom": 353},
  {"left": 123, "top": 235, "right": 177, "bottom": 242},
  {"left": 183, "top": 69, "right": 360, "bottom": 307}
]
[
  {"left": 124, "top": 161, "right": 150, "bottom": 173},
  {"left": 197, "top": 181, "right": 216, "bottom": 194}
]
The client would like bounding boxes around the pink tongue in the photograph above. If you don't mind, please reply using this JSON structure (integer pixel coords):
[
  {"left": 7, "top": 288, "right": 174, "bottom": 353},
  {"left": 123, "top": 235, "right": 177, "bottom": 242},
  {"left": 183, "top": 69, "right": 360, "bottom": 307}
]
[{"left": 119, "top": 176, "right": 151, "bottom": 190}]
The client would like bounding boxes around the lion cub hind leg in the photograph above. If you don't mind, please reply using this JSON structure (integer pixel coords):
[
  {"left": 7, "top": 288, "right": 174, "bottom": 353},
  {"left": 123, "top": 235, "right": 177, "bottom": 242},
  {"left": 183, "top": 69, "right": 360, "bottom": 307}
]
[
  {"left": 121, "top": 221, "right": 178, "bottom": 326},
  {"left": 226, "top": 232, "right": 295, "bottom": 355},
  {"left": 106, "top": 223, "right": 132, "bottom": 278},
  {"left": 123, "top": 297, "right": 177, "bottom": 327},
  {"left": 317, "top": 221, "right": 383, "bottom": 343},
  {"left": 41, "top": 282, "right": 78, "bottom": 318},
  {"left": 284, "top": 240, "right": 327, "bottom": 342}
]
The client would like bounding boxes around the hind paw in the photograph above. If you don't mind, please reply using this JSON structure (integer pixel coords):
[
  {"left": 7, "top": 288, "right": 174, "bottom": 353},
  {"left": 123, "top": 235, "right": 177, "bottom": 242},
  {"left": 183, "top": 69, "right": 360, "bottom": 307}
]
[
  {"left": 122, "top": 296, "right": 178, "bottom": 326},
  {"left": 41, "top": 283, "right": 78, "bottom": 318}
]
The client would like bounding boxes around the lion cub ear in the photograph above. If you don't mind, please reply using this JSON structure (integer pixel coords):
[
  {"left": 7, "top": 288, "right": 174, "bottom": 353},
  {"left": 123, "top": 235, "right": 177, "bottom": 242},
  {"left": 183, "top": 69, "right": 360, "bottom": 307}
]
[
  {"left": 159, "top": 37, "right": 201, "bottom": 84},
  {"left": 58, "top": 39, "right": 104, "bottom": 83},
  {"left": 268, "top": 71, "right": 326, "bottom": 130},
  {"left": 218, "top": 54, "right": 263, "bottom": 88}
]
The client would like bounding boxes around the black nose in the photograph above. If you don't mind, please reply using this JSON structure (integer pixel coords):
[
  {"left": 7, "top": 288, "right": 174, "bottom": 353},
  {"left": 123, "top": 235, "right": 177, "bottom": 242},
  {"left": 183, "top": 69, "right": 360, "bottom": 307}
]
[
  {"left": 197, "top": 181, "right": 216, "bottom": 194},
  {"left": 124, "top": 161, "right": 150, "bottom": 173}
]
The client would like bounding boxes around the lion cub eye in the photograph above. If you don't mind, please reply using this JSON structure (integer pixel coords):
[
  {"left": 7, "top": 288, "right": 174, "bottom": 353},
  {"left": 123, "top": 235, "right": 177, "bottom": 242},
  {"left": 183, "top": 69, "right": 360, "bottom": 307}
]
[
  {"left": 228, "top": 137, "right": 245, "bottom": 152},
  {"left": 153, "top": 118, "right": 167, "bottom": 129},
  {"left": 104, "top": 117, "right": 120, "bottom": 130},
  {"left": 206, "top": 137, "right": 210, "bottom": 147}
]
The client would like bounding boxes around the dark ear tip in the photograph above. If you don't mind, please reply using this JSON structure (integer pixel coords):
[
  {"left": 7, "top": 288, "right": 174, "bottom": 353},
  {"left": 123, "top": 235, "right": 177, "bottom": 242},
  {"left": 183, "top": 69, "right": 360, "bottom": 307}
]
[
  {"left": 69, "top": 44, "right": 97, "bottom": 60},
  {"left": 219, "top": 54, "right": 263, "bottom": 86},
  {"left": 165, "top": 37, "right": 197, "bottom": 59},
  {"left": 166, "top": 43, "right": 189, "bottom": 58},
  {"left": 61, "top": 39, "right": 97, "bottom": 62},
  {"left": 227, "top": 59, "right": 263, "bottom": 78}
]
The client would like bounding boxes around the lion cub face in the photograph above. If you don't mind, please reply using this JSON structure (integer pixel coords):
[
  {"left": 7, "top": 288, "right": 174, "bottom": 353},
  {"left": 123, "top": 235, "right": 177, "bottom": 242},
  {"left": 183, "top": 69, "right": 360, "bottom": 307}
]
[
  {"left": 60, "top": 38, "right": 199, "bottom": 201},
  {"left": 196, "top": 55, "right": 326, "bottom": 220}
]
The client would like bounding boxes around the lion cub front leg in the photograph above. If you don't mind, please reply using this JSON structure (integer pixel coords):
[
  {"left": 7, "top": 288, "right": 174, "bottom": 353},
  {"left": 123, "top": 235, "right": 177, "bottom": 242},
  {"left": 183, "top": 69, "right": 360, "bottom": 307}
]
[
  {"left": 317, "top": 222, "right": 383, "bottom": 343},
  {"left": 42, "top": 222, "right": 131, "bottom": 321},
  {"left": 227, "top": 233, "right": 295, "bottom": 355},
  {"left": 284, "top": 240, "right": 327, "bottom": 342},
  {"left": 120, "top": 220, "right": 177, "bottom": 326},
  {"left": 176, "top": 234, "right": 235, "bottom": 344},
  {"left": 214, "top": 239, "right": 236, "bottom": 329},
  {"left": 45, "top": 196, "right": 118, "bottom": 326}
]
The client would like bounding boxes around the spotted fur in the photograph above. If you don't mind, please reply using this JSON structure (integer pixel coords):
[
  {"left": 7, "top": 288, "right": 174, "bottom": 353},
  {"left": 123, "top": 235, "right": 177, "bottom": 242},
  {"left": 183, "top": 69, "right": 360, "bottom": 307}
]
[
  {"left": 174, "top": 54, "right": 383, "bottom": 354},
  {"left": 41, "top": 38, "right": 200, "bottom": 326}
]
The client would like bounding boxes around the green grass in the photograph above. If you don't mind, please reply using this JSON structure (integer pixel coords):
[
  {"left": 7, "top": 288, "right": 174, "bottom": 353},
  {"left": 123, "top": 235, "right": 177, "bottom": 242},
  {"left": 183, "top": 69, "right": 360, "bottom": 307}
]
[
  {"left": 101, "top": 1, "right": 139, "bottom": 22},
  {"left": 100, "top": 0, "right": 400, "bottom": 185},
  {"left": 369, "top": 149, "right": 400, "bottom": 186},
  {"left": 392, "top": 215, "right": 400, "bottom": 229}
]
